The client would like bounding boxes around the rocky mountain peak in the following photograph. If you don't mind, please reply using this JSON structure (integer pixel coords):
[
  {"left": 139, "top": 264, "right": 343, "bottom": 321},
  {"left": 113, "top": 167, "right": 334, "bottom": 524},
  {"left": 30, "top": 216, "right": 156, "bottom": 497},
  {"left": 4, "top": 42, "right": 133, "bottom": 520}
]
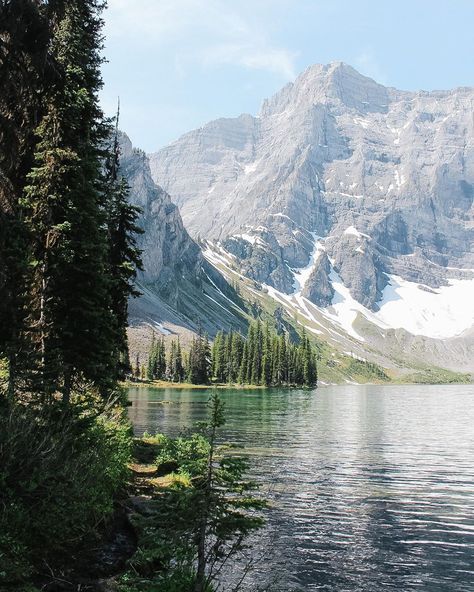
[
  {"left": 260, "top": 61, "right": 389, "bottom": 117},
  {"left": 148, "top": 63, "right": 474, "bottom": 352}
]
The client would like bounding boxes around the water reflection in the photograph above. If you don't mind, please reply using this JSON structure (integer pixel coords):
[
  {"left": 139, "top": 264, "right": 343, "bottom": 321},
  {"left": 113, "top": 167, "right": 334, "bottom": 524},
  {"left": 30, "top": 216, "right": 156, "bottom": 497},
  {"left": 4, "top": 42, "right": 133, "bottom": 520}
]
[{"left": 128, "top": 385, "right": 474, "bottom": 591}]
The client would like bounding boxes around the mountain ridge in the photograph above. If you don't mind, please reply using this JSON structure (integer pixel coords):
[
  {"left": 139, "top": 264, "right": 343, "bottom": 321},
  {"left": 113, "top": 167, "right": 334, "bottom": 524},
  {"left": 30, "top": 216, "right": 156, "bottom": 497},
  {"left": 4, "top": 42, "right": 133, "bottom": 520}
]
[
  {"left": 143, "top": 62, "right": 474, "bottom": 367},
  {"left": 146, "top": 62, "right": 473, "bottom": 371}
]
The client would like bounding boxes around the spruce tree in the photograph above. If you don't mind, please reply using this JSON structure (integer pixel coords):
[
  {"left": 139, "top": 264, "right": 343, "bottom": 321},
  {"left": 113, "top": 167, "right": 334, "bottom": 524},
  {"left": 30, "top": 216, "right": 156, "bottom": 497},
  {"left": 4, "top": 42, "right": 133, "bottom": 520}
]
[
  {"left": 0, "top": 0, "right": 53, "bottom": 396},
  {"left": 104, "top": 106, "right": 143, "bottom": 380},
  {"left": 157, "top": 337, "right": 167, "bottom": 379},
  {"left": 230, "top": 331, "right": 243, "bottom": 383},
  {"left": 146, "top": 332, "right": 156, "bottom": 381},
  {"left": 238, "top": 341, "right": 249, "bottom": 385},
  {"left": 174, "top": 338, "right": 185, "bottom": 382},
  {"left": 212, "top": 331, "right": 225, "bottom": 383},
  {"left": 23, "top": 0, "right": 116, "bottom": 401},
  {"left": 188, "top": 326, "right": 210, "bottom": 384},
  {"left": 134, "top": 352, "right": 140, "bottom": 379}
]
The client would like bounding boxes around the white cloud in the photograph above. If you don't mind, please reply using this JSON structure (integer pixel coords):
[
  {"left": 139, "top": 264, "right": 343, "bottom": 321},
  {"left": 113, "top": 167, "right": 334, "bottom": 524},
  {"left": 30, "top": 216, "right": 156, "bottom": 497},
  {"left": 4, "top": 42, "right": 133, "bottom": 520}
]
[
  {"left": 105, "top": 0, "right": 297, "bottom": 79},
  {"left": 199, "top": 42, "right": 296, "bottom": 78}
]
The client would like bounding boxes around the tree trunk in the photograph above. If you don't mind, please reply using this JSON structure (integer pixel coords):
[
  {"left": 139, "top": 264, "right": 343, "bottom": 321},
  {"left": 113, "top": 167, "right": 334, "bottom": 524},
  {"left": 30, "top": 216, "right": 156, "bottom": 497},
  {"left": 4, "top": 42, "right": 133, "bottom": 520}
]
[{"left": 193, "top": 422, "right": 217, "bottom": 592}]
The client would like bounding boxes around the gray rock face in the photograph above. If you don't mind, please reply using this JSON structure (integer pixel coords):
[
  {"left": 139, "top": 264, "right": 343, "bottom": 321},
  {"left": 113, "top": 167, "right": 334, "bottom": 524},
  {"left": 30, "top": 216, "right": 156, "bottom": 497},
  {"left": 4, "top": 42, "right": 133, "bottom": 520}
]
[
  {"left": 120, "top": 133, "right": 201, "bottom": 305},
  {"left": 301, "top": 252, "right": 334, "bottom": 306},
  {"left": 149, "top": 62, "right": 474, "bottom": 311},
  {"left": 119, "top": 133, "right": 247, "bottom": 335}
]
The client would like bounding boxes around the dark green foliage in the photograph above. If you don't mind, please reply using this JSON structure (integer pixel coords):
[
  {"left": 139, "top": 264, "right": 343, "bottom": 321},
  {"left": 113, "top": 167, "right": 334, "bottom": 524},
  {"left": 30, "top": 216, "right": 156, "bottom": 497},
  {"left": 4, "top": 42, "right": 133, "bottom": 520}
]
[
  {"left": 105, "top": 110, "right": 143, "bottom": 380},
  {"left": 346, "top": 357, "right": 389, "bottom": 381},
  {"left": 0, "top": 395, "right": 132, "bottom": 587},
  {"left": 21, "top": 0, "right": 118, "bottom": 401},
  {"left": 1, "top": 0, "right": 141, "bottom": 400},
  {"left": 187, "top": 327, "right": 211, "bottom": 385},
  {"left": 210, "top": 322, "right": 318, "bottom": 387},
  {"left": 144, "top": 322, "right": 318, "bottom": 388},
  {"left": 146, "top": 335, "right": 167, "bottom": 380},
  {"left": 153, "top": 393, "right": 265, "bottom": 592},
  {"left": 168, "top": 338, "right": 185, "bottom": 382},
  {"left": 0, "top": 2, "right": 144, "bottom": 589},
  {"left": 0, "top": 0, "right": 54, "bottom": 397}
]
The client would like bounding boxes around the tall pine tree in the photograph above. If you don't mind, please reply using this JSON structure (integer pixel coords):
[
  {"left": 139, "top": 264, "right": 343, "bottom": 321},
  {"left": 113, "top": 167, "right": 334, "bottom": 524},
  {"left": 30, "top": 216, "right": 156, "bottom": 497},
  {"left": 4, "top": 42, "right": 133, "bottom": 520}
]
[
  {"left": 104, "top": 104, "right": 143, "bottom": 379},
  {"left": 23, "top": 0, "right": 116, "bottom": 401},
  {"left": 0, "top": 0, "right": 54, "bottom": 396}
]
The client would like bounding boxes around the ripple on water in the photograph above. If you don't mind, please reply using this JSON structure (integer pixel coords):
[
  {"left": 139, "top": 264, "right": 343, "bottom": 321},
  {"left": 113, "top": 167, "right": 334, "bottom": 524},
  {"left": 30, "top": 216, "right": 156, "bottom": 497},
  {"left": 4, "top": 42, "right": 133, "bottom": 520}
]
[{"left": 128, "top": 384, "right": 474, "bottom": 592}]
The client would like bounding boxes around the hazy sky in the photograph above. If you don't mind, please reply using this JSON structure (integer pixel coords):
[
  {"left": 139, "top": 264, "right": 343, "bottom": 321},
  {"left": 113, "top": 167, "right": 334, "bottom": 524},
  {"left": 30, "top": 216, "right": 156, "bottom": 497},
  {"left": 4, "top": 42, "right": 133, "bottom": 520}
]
[{"left": 101, "top": 0, "right": 474, "bottom": 152}]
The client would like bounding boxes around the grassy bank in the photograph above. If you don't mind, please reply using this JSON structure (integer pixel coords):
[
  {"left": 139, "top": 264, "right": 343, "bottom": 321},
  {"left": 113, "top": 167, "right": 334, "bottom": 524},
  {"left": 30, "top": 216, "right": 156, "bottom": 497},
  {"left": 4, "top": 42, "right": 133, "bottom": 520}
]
[{"left": 396, "top": 367, "right": 472, "bottom": 385}]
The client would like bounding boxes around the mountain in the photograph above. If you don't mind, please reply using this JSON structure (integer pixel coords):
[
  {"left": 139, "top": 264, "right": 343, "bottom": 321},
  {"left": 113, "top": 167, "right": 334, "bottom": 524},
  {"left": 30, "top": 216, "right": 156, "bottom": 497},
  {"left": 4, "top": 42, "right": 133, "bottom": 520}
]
[
  {"left": 148, "top": 62, "right": 474, "bottom": 373},
  {"left": 118, "top": 133, "right": 247, "bottom": 354}
]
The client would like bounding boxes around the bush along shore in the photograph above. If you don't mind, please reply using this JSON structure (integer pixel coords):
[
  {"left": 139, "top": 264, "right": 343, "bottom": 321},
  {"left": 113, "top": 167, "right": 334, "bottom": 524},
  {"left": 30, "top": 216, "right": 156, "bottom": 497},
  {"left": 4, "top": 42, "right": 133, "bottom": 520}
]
[
  {"left": 116, "top": 393, "right": 267, "bottom": 592},
  {"left": 1, "top": 391, "right": 266, "bottom": 592},
  {"left": 0, "top": 388, "right": 134, "bottom": 591}
]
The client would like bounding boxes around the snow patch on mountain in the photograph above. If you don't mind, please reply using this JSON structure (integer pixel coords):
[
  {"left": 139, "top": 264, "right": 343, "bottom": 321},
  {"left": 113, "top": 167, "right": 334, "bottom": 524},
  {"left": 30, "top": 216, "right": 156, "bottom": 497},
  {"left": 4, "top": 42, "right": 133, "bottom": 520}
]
[
  {"left": 343, "top": 226, "right": 370, "bottom": 239},
  {"left": 375, "top": 276, "right": 474, "bottom": 339}
]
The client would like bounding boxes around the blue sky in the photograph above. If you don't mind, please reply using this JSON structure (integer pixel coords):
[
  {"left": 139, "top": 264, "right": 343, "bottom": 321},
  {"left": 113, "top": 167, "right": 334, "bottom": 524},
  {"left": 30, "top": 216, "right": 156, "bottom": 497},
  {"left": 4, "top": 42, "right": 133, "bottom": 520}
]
[{"left": 101, "top": 0, "right": 474, "bottom": 152}]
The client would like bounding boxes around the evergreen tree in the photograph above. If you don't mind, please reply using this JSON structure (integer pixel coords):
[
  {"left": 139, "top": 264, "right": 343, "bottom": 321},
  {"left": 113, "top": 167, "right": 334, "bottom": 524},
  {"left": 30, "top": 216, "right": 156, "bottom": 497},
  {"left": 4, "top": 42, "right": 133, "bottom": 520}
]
[
  {"left": 245, "top": 323, "right": 255, "bottom": 384},
  {"left": 146, "top": 332, "right": 156, "bottom": 381},
  {"left": 23, "top": 0, "right": 116, "bottom": 401},
  {"left": 171, "top": 338, "right": 185, "bottom": 382},
  {"left": 230, "top": 331, "right": 243, "bottom": 383},
  {"left": 261, "top": 349, "right": 272, "bottom": 386},
  {"left": 156, "top": 394, "right": 265, "bottom": 591},
  {"left": 299, "top": 328, "right": 317, "bottom": 387},
  {"left": 0, "top": 0, "right": 54, "bottom": 396},
  {"left": 224, "top": 331, "right": 233, "bottom": 383},
  {"left": 157, "top": 337, "right": 167, "bottom": 379},
  {"left": 104, "top": 104, "right": 143, "bottom": 379},
  {"left": 134, "top": 352, "right": 140, "bottom": 379},
  {"left": 211, "top": 330, "right": 226, "bottom": 383},
  {"left": 238, "top": 340, "right": 249, "bottom": 385},
  {"left": 167, "top": 340, "right": 175, "bottom": 381},
  {"left": 250, "top": 320, "right": 263, "bottom": 385},
  {"left": 188, "top": 325, "right": 210, "bottom": 385},
  {"left": 209, "top": 323, "right": 318, "bottom": 388}
]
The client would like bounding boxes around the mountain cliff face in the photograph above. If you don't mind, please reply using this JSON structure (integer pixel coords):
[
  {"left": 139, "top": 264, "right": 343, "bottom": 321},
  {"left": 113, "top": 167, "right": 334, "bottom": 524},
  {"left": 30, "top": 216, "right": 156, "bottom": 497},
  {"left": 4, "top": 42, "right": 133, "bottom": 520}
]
[
  {"left": 120, "top": 133, "right": 202, "bottom": 304},
  {"left": 119, "top": 133, "right": 247, "bottom": 339},
  {"left": 148, "top": 62, "right": 474, "bottom": 352}
]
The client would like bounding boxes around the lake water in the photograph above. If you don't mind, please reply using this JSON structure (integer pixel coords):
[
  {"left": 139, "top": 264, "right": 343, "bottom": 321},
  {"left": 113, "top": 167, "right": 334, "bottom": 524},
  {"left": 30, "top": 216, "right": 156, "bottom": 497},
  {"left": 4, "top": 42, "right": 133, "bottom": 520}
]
[{"left": 128, "top": 384, "right": 474, "bottom": 591}]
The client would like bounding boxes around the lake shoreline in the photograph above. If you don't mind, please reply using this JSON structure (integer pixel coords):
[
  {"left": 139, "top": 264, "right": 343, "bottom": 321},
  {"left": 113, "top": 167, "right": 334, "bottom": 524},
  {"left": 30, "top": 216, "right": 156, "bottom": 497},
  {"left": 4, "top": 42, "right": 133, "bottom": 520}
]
[{"left": 124, "top": 377, "right": 473, "bottom": 390}]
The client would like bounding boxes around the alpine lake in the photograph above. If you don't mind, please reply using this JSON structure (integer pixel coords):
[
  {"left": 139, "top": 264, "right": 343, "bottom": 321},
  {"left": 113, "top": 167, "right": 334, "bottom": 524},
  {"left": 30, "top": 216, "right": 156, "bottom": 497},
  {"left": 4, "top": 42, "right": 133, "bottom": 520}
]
[{"left": 127, "top": 384, "right": 474, "bottom": 591}]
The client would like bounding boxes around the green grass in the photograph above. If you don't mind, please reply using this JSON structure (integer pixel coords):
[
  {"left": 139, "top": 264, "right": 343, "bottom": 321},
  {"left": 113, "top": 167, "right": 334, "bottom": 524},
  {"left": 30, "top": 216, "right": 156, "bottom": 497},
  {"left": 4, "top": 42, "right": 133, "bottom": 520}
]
[{"left": 397, "top": 367, "right": 472, "bottom": 385}]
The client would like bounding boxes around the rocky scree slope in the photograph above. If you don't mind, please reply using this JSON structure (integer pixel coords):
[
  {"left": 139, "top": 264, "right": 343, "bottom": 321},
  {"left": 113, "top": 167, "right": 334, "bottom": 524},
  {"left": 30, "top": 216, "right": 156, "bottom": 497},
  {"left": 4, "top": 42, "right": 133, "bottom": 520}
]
[{"left": 119, "top": 133, "right": 247, "bottom": 341}]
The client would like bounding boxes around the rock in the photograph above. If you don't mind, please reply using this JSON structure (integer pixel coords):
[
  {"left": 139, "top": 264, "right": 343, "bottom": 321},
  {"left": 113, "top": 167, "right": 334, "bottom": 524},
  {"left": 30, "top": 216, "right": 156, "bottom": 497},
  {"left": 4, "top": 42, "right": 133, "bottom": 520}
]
[
  {"left": 148, "top": 62, "right": 474, "bottom": 311},
  {"left": 301, "top": 252, "right": 334, "bottom": 307},
  {"left": 119, "top": 133, "right": 248, "bottom": 337}
]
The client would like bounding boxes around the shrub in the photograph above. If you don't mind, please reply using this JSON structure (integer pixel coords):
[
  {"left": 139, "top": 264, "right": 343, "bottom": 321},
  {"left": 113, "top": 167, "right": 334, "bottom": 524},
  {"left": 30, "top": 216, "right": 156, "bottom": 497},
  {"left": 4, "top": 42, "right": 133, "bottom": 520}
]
[{"left": 0, "top": 394, "right": 132, "bottom": 586}]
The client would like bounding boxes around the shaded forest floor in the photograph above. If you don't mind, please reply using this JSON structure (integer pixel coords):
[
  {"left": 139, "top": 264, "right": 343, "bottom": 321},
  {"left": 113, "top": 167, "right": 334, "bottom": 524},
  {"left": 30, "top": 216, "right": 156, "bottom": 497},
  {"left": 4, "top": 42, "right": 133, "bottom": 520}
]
[{"left": 32, "top": 438, "right": 166, "bottom": 592}]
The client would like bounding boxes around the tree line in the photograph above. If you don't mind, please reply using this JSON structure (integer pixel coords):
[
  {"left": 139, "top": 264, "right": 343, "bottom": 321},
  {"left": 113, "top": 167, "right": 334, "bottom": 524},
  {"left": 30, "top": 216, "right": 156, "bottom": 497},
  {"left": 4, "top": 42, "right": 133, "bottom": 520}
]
[
  {"left": 142, "top": 321, "right": 318, "bottom": 387},
  {"left": 0, "top": 0, "right": 142, "bottom": 403}
]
